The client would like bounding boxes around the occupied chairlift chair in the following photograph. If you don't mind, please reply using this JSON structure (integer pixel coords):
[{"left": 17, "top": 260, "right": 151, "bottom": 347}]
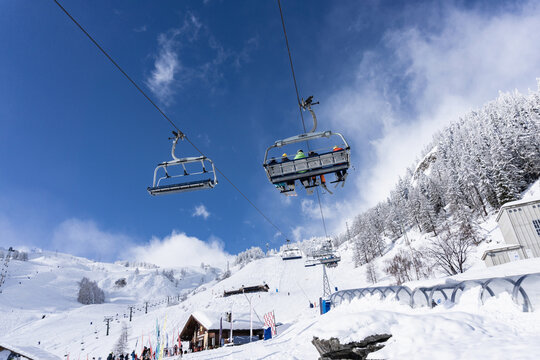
[
  {"left": 304, "top": 240, "right": 341, "bottom": 268},
  {"left": 263, "top": 97, "right": 351, "bottom": 196},
  {"left": 147, "top": 131, "right": 218, "bottom": 196}
]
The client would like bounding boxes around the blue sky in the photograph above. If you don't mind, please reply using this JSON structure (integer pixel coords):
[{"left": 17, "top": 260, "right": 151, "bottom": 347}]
[{"left": 1, "top": 0, "right": 539, "bottom": 266}]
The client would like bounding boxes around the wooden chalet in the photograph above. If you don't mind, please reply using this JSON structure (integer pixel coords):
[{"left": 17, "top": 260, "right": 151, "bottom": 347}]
[
  {"left": 179, "top": 311, "right": 264, "bottom": 351},
  {"left": 223, "top": 284, "right": 270, "bottom": 297},
  {"left": 0, "top": 343, "right": 60, "bottom": 360}
]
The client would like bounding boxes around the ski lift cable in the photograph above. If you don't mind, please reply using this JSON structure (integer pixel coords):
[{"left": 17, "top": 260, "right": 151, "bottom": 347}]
[
  {"left": 277, "top": 0, "right": 329, "bottom": 239},
  {"left": 52, "top": 0, "right": 288, "bottom": 239}
]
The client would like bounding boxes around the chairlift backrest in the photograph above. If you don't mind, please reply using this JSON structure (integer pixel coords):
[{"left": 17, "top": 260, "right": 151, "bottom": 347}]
[{"left": 263, "top": 131, "right": 350, "bottom": 185}]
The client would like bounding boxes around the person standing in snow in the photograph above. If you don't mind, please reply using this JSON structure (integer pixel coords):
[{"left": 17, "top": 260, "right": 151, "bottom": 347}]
[
  {"left": 107, "top": 353, "right": 113, "bottom": 360},
  {"left": 130, "top": 351, "right": 135, "bottom": 360}
]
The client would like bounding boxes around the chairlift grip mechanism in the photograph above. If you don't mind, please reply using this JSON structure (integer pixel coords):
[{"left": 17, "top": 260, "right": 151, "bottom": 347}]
[{"left": 300, "top": 96, "right": 319, "bottom": 133}]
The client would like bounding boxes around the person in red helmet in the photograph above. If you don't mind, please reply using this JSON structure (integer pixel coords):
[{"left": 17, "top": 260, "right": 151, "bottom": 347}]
[{"left": 332, "top": 145, "right": 347, "bottom": 182}]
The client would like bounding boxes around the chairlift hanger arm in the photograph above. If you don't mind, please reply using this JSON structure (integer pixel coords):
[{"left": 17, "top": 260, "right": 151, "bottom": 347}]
[
  {"left": 170, "top": 131, "right": 185, "bottom": 161},
  {"left": 300, "top": 96, "right": 319, "bottom": 133}
]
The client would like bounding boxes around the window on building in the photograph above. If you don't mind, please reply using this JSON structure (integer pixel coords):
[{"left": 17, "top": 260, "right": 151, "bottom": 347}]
[{"left": 533, "top": 219, "right": 540, "bottom": 236}]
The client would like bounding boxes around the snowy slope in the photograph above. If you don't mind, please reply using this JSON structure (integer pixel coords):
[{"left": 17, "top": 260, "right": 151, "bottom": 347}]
[
  {"left": 3, "top": 240, "right": 540, "bottom": 359},
  {"left": 0, "top": 250, "right": 219, "bottom": 355},
  {"left": 1, "top": 181, "right": 540, "bottom": 359}
]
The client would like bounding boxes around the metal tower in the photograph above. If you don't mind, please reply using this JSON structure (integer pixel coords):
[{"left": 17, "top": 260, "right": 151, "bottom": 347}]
[{"left": 322, "top": 265, "right": 332, "bottom": 298}]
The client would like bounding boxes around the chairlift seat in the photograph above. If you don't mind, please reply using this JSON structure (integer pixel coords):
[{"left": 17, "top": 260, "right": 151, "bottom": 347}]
[{"left": 147, "top": 178, "right": 215, "bottom": 196}]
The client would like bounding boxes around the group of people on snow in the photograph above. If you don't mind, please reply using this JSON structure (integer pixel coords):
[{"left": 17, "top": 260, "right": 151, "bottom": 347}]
[{"left": 105, "top": 342, "right": 183, "bottom": 360}]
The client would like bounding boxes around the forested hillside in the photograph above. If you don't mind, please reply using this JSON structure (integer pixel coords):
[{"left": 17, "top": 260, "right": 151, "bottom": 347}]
[{"left": 341, "top": 89, "right": 540, "bottom": 276}]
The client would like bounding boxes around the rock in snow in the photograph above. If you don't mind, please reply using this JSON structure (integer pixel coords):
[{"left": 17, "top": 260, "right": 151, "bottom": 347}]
[{"left": 312, "top": 334, "right": 392, "bottom": 360}]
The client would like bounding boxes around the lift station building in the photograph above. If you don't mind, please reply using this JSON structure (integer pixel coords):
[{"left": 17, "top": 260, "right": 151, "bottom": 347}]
[{"left": 483, "top": 196, "right": 540, "bottom": 267}]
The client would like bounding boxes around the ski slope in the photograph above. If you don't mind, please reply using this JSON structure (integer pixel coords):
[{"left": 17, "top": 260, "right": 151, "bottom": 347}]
[
  {"left": 3, "top": 243, "right": 540, "bottom": 359},
  {"left": 1, "top": 181, "right": 540, "bottom": 359}
]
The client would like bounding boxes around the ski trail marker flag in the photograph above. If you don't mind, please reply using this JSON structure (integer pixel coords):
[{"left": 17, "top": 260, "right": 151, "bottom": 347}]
[{"left": 263, "top": 311, "right": 277, "bottom": 336}]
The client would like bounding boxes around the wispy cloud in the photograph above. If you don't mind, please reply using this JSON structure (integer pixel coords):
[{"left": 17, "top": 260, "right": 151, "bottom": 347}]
[
  {"left": 128, "top": 231, "right": 231, "bottom": 268},
  {"left": 146, "top": 12, "right": 257, "bottom": 103},
  {"left": 193, "top": 204, "right": 210, "bottom": 219},
  {"left": 52, "top": 218, "right": 132, "bottom": 262},
  {"left": 133, "top": 25, "right": 148, "bottom": 33},
  {"left": 291, "top": 226, "right": 305, "bottom": 242},
  {"left": 146, "top": 30, "right": 182, "bottom": 105}
]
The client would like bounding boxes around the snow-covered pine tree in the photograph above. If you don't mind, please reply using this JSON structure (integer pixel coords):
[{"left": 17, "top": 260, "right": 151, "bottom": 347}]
[
  {"left": 77, "top": 277, "right": 105, "bottom": 305},
  {"left": 341, "top": 88, "right": 540, "bottom": 267},
  {"left": 113, "top": 322, "right": 129, "bottom": 355}
]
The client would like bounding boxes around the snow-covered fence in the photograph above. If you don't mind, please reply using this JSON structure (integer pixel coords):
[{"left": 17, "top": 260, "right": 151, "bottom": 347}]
[{"left": 329, "top": 273, "right": 540, "bottom": 312}]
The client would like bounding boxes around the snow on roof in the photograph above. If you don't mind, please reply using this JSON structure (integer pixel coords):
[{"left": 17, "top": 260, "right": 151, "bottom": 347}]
[
  {"left": 500, "top": 195, "right": 540, "bottom": 209},
  {"left": 191, "top": 310, "right": 264, "bottom": 331},
  {"left": 481, "top": 244, "right": 522, "bottom": 260},
  {"left": 0, "top": 343, "right": 61, "bottom": 360},
  {"left": 496, "top": 196, "right": 540, "bottom": 221},
  {"left": 496, "top": 180, "right": 540, "bottom": 221},
  {"left": 192, "top": 310, "right": 215, "bottom": 330}
]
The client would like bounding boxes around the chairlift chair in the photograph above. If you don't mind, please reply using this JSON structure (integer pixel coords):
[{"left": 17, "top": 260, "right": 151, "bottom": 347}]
[
  {"left": 263, "top": 97, "right": 351, "bottom": 195},
  {"left": 304, "top": 239, "right": 341, "bottom": 267},
  {"left": 148, "top": 131, "right": 218, "bottom": 196},
  {"left": 281, "top": 239, "right": 303, "bottom": 260}
]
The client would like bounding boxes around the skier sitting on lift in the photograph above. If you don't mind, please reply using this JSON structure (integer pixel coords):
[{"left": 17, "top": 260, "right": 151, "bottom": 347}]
[
  {"left": 308, "top": 150, "right": 332, "bottom": 194},
  {"left": 276, "top": 153, "right": 295, "bottom": 193},
  {"left": 332, "top": 145, "right": 347, "bottom": 183},
  {"left": 295, "top": 149, "right": 313, "bottom": 194}
]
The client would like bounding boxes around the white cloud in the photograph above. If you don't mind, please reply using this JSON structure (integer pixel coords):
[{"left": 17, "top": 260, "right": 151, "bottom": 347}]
[
  {"left": 133, "top": 25, "right": 147, "bottom": 33},
  {"left": 291, "top": 226, "right": 305, "bottom": 242},
  {"left": 127, "top": 231, "right": 231, "bottom": 268},
  {"left": 146, "top": 12, "right": 257, "bottom": 102},
  {"left": 0, "top": 215, "right": 22, "bottom": 248},
  {"left": 146, "top": 31, "right": 181, "bottom": 105},
  {"left": 321, "top": 1, "right": 540, "bottom": 224},
  {"left": 52, "top": 218, "right": 132, "bottom": 262},
  {"left": 193, "top": 204, "right": 210, "bottom": 219}
]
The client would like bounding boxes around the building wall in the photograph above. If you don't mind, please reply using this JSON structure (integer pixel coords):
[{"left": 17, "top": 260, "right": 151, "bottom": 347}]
[
  {"left": 484, "top": 248, "right": 526, "bottom": 267},
  {"left": 499, "top": 211, "right": 519, "bottom": 245},
  {"left": 498, "top": 201, "right": 540, "bottom": 258}
]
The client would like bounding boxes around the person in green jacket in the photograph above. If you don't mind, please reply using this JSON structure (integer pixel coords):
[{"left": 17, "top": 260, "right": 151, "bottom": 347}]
[
  {"left": 294, "top": 149, "right": 313, "bottom": 194},
  {"left": 294, "top": 149, "right": 307, "bottom": 164}
]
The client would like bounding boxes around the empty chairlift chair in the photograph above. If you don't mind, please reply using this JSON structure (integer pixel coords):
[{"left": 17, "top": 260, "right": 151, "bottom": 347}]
[
  {"left": 263, "top": 97, "right": 351, "bottom": 196},
  {"left": 281, "top": 239, "right": 303, "bottom": 260},
  {"left": 147, "top": 131, "right": 218, "bottom": 196}
]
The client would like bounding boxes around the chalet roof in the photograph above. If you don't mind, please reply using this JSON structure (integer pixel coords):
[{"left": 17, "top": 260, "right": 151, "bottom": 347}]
[
  {"left": 496, "top": 196, "right": 540, "bottom": 221},
  {"left": 223, "top": 284, "right": 269, "bottom": 297},
  {"left": 0, "top": 343, "right": 61, "bottom": 360}
]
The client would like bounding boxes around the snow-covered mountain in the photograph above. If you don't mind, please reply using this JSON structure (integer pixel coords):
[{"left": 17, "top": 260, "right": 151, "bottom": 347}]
[
  {"left": 2, "top": 190, "right": 540, "bottom": 359},
  {"left": 0, "top": 250, "right": 220, "bottom": 355}
]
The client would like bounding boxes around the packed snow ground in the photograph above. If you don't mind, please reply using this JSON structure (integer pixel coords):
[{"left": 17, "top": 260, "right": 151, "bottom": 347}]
[
  {"left": 1, "top": 181, "right": 539, "bottom": 359},
  {"left": 2, "top": 250, "right": 540, "bottom": 359}
]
